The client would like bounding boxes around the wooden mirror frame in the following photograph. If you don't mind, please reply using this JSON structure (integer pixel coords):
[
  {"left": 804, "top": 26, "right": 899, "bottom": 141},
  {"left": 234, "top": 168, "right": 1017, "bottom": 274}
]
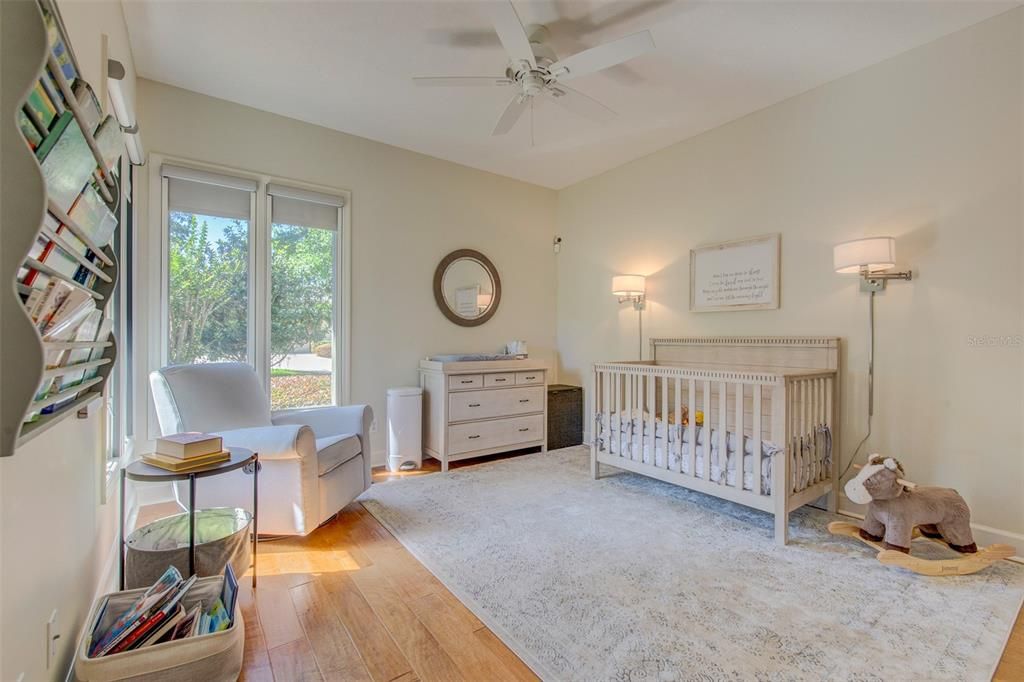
[{"left": 433, "top": 249, "right": 501, "bottom": 327}]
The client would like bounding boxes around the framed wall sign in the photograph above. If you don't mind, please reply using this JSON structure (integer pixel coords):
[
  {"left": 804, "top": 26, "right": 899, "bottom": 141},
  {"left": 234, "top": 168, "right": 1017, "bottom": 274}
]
[{"left": 690, "top": 234, "right": 780, "bottom": 312}]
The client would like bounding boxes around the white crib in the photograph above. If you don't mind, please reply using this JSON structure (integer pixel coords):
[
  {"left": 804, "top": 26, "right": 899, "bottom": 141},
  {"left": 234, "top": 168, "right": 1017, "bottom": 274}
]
[{"left": 591, "top": 336, "right": 840, "bottom": 545}]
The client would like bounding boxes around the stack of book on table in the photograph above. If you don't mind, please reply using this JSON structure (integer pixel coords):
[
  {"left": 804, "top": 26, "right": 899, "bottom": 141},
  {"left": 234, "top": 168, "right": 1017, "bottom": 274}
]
[
  {"left": 87, "top": 564, "right": 238, "bottom": 658},
  {"left": 142, "top": 433, "right": 229, "bottom": 472}
]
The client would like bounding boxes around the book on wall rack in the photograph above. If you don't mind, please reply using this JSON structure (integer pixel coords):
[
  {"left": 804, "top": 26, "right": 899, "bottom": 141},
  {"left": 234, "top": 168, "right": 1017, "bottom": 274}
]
[
  {"left": 39, "top": 113, "right": 97, "bottom": 213},
  {"left": 69, "top": 184, "right": 117, "bottom": 247},
  {"left": 43, "top": 10, "right": 78, "bottom": 85}
]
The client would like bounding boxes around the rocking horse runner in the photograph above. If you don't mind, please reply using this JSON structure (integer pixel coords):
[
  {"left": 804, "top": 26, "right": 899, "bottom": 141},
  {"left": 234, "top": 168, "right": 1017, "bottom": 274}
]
[{"left": 828, "top": 454, "right": 1015, "bottom": 576}]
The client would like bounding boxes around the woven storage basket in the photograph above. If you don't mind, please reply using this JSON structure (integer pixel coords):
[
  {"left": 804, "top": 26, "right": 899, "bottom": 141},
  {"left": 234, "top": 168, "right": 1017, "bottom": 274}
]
[
  {"left": 74, "top": 576, "right": 243, "bottom": 682},
  {"left": 547, "top": 384, "right": 583, "bottom": 450},
  {"left": 125, "top": 507, "right": 251, "bottom": 590}
]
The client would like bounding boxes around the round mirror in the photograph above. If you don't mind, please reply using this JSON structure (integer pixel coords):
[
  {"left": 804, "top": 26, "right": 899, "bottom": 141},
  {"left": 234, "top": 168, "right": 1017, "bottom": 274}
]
[{"left": 433, "top": 249, "right": 501, "bottom": 327}]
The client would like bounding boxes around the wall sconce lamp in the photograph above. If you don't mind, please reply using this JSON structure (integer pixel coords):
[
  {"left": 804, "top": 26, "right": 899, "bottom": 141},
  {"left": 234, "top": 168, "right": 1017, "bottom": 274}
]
[
  {"left": 833, "top": 236, "right": 912, "bottom": 478},
  {"left": 833, "top": 237, "right": 912, "bottom": 292},
  {"left": 612, "top": 274, "right": 646, "bottom": 359}
]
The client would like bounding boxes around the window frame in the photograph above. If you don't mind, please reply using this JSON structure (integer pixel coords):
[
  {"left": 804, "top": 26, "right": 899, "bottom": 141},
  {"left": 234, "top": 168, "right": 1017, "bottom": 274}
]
[
  {"left": 265, "top": 196, "right": 344, "bottom": 409},
  {"left": 139, "top": 154, "right": 352, "bottom": 448}
]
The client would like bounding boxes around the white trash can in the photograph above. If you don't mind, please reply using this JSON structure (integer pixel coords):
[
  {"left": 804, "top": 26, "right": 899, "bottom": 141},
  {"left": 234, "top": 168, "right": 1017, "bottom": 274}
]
[{"left": 387, "top": 386, "right": 423, "bottom": 472}]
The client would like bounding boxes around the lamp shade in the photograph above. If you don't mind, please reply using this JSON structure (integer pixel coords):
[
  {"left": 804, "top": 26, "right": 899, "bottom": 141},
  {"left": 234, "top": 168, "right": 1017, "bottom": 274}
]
[
  {"left": 833, "top": 237, "right": 896, "bottom": 274},
  {"left": 612, "top": 274, "right": 646, "bottom": 296}
]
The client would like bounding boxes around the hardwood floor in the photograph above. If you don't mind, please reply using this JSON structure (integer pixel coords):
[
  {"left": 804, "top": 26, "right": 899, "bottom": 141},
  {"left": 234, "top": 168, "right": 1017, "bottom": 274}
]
[{"left": 138, "top": 454, "right": 1024, "bottom": 681}]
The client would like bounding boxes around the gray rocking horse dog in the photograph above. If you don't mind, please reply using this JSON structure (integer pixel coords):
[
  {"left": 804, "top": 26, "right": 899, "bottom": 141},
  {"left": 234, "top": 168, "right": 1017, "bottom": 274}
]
[
  {"left": 844, "top": 454, "right": 976, "bottom": 553},
  {"left": 828, "top": 453, "right": 1015, "bottom": 576}
]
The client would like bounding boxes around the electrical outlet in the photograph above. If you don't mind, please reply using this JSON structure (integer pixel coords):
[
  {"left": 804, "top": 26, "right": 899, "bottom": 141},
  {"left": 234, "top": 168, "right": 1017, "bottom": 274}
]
[
  {"left": 46, "top": 610, "right": 59, "bottom": 670},
  {"left": 370, "top": 418, "right": 378, "bottom": 433}
]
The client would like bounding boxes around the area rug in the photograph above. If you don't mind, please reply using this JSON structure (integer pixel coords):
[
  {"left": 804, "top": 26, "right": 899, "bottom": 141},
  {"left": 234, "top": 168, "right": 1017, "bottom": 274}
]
[{"left": 359, "top": 447, "right": 1023, "bottom": 681}]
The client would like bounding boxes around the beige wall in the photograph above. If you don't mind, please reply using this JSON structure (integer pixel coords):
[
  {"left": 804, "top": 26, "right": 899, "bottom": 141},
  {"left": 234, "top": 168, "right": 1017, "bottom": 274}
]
[
  {"left": 556, "top": 11, "right": 1024, "bottom": 539},
  {"left": 0, "top": 2, "right": 134, "bottom": 679},
  {"left": 133, "top": 79, "right": 559, "bottom": 462}
]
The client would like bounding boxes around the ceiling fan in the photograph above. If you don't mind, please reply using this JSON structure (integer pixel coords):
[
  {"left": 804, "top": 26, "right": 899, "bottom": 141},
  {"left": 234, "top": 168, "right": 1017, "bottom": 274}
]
[{"left": 413, "top": 0, "right": 656, "bottom": 136}]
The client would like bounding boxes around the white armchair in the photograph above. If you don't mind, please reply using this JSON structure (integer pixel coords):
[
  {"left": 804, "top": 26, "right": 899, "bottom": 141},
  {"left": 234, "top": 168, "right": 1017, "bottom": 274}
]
[{"left": 149, "top": 362, "right": 373, "bottom": 536}]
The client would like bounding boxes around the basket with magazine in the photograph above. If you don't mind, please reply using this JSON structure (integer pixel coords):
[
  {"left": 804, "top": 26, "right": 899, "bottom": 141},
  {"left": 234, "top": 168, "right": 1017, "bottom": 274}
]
[{"left": 75, "top": 565, "right": 242, "bottom": 682}]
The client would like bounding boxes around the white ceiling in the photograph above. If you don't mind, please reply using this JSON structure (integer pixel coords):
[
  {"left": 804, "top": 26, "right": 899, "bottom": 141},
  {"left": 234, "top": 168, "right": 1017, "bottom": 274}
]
[{"left": 122, "top": 0, "right": 1016, "bottom": 189}]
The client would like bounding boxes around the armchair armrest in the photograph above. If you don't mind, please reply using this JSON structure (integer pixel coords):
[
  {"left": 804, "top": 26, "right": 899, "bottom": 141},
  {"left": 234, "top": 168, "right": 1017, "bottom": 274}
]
[
  {"left": 272, "top": 405, "right": 374, "bottom": 489},
  {"left": 212, "top": 424, "right": 316, "bottom": 462},
  {"left": 272, "top": 405, "right": 373, "bottom": 441}
]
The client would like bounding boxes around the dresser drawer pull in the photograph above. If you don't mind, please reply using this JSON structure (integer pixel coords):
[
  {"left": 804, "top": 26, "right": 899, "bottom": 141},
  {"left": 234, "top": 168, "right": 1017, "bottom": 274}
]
[
  {"left": 518, "top": 427, "right": 530, "bottom": 432},
  {"left": 494, "top": 377, "right": 507, "bottom": 382},
  {"left": 468, "top": 403, "right": 480, "bottom": 407},
  {"left": 468, "top": 434, "right": 480, "bottom": 439},
  {"left": 519, "top": 399, "right": 530, "bottom": 403},
  {"left": 524, "top": 375, "right": 536, "bottom": 380},
  {"left": 460, "top": 380, "right": 474, "bottom": 384}
]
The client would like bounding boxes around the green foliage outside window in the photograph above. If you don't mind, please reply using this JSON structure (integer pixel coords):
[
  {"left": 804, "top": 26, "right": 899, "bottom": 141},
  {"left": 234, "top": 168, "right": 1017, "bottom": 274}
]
[{"left": 168, "top": 212, "right": 335, "bottom": 368}]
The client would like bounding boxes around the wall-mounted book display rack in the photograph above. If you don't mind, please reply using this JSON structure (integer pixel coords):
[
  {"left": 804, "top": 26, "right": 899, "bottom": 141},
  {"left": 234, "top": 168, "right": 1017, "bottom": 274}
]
[{"left": 1, "top": 0, "right": 125, "bottom": 456}]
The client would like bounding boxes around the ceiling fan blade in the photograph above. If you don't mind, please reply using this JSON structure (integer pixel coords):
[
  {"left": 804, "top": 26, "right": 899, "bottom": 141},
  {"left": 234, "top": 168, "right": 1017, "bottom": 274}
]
[
  {"left": 487, "top": 0, "right": 536, "bottom": 68},
  {"left": 549, "top": 30, "right": 655, "bottom": 81},
  {"left": 492, "top": 93, "right": 529, "bottom": 135},
  {"left": 544, "top": 85, "right": 616, "bottom": 124},
  {"left": 413, "top": 76, "right": 512, "bottom": 87}
]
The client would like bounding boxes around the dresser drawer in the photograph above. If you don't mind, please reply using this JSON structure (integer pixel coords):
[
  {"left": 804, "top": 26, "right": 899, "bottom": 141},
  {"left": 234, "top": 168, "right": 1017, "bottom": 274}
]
[
  {"left": 448, "top": 386, "right": 544, "bottom": 422},
  {"left": 515, "top": 370, "right": 543, "bottom": 385},
  {"left": 483, "top": 372, "right": 515, "bottom": 387},
  {"left": 448, "top": 414, "right": 544, "bottom": 455},
  {"left": 448, "top": 374, "right": 482, "bottom": 390}
]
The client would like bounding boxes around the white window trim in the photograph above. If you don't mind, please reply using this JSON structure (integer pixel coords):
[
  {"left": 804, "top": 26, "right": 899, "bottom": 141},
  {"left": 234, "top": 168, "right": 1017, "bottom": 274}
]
[{"left": 136, "top": 153, "right": 352, "bottom": 449}]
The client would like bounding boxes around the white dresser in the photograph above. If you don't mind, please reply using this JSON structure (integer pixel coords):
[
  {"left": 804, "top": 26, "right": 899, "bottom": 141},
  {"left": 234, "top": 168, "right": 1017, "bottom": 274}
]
[{"left": 419, "top": 358, "right": 548, "bottom": 471}]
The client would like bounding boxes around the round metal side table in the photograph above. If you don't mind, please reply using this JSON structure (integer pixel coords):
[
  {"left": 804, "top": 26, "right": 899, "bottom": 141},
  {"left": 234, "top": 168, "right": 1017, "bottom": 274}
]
[{"left": 119, "top": 447, "right": 259, "bottom": 589}]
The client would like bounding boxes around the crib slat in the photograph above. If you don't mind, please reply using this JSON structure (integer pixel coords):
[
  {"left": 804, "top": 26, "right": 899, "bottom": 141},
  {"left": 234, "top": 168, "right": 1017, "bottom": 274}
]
[
  {"left": 825, "top": 376, "right": 833, "bottom": 481},
  {"left": 598, "top": 368, "right": 606, "bottom": 454},
  {"left": 622, "top": 368, "right": 630, "bottom": 458},
  {"left": 703, "top": 380, "right": 712, "bottom": 482},
  {"left": 662, "top": 376, "right": 669, "bottom": 470},
  {"left": 797, "top": 380, "right": 805, "bottom": 492},
  {"left": 687, "top": 379, "right": 697, "bottom": 478},
  {"left": 815, "top": 377, "right": 823, "bottom": 482},
  {"left": 647, "top": 374, "right": 656, "bottom": 468},
  {"left": 736, "top": 383, "right": 745, "bottom": 490},
  {"left": 674, "top": 377, "right": 683, "bottom": 474},
  {"left": 753, "top": 385, "right": 762, "bottom": 495},
  {"left": 608, "top": 371, "right": 615, "bottom": 456},
  {"left": 718, "top": 381, "right": 727, "bottom": 486}
]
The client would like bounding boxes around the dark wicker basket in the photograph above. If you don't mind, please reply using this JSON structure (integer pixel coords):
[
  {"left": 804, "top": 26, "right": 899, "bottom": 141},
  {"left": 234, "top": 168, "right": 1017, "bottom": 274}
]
[{"left": 547, "top": 384, "right": 583, "bottom": 451}]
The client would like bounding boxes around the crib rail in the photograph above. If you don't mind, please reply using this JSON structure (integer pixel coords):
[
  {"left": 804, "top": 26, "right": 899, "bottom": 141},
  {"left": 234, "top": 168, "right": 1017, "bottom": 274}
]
[{"left": 591, "top": 363, "right": 836, "bottom": 511}]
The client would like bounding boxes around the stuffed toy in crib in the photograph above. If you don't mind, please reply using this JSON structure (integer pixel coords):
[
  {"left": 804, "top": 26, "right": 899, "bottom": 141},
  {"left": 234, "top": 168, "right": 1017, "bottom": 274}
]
[
  {"left": 828, "top": 453, "right": 1014, "bottom": 575},
  {"left": 844, "top": 454, "right": 975, "bottom": 553}
]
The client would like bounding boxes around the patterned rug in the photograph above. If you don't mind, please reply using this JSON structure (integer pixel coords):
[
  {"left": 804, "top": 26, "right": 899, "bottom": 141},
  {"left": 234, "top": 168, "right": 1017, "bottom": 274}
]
[{"left": 360, "top": 447, "right": 1023, "bottom": 681}]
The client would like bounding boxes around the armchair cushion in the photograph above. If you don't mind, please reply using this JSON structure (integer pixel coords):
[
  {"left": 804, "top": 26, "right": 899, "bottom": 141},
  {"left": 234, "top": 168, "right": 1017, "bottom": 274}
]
[
  {"left": 213, "top": 424, "right": 316, "bottom": 462},
  {"left": 316, "top": 434, "right": 361, "bottom": 477},
  {"left": 150, "top": 362, "right": 272, "bottom": 434}
]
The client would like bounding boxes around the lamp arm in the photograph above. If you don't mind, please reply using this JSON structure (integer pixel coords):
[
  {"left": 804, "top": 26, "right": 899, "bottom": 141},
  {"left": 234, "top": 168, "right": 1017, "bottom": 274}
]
[{"left": 864, "top": 270, "right": 912, "bottom": 282}]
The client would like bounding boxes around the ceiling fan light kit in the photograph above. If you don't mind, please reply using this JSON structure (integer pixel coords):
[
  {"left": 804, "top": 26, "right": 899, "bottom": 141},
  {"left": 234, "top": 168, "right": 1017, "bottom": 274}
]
[{"left": 413, "top": 0, "right": 656, "bottom": 137}]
